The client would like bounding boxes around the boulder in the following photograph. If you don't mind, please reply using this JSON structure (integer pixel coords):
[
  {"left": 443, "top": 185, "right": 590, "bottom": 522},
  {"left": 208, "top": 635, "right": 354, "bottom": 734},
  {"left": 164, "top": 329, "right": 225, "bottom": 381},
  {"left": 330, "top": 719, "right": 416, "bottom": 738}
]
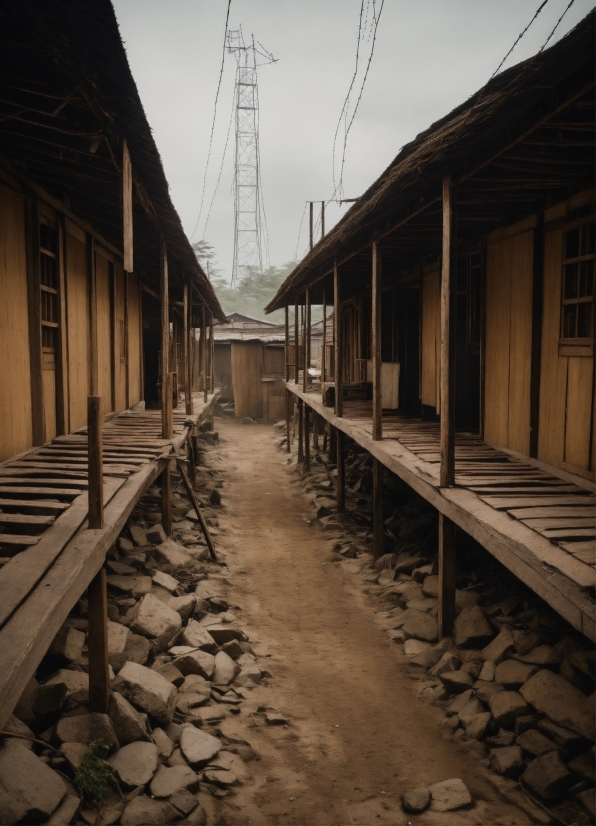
[
  {"left": 107, "top": 741, "right": 159, "bottom": 788},
  {"left": 108, "top": 691, "right": 150, "bottom": 745},
  {"left": 169, "top": 788, "right": 199, "bottom": 817},
  {"left": 32, "top": 683, "right": 68, "bottom": 719},
  {"left": 122, "top": 631, "right": 151, "bottom": 666},
  {"left": 132, "top": 577, "right": 152, "bottom": 598},
  {"left": 486, "top": 729, "right": 516, "bottom": 748},
  {"left": 478, "top": 661, "right": 495, "bottom": 682},
  {"left": 489, "top": 746, "right": 523, "bottom": 777},
  {"left": 151, "top": 727, "right": 175, "bottom": 760},
  {"left": 2, "top": 715, "right": 35, "bottom": 749},
  {"left": 521, "top": 751, "right": 574, "bottom": 802},
  {"left": 430, "top": 651, "right": 461, "bottom": 678},
  {"left": 153, "top": 662, "right": 185, "bottom": 687},
  {"left": 516, "top": 645, "right": 562, "bottom": 667},
  {"left": 107, "top": 621, "right": 130, "bottom": 670},
  {"left": 179, "top": 620, "right": 217, "bottom": 652},
  {"left": 55, "top": 713, "right": 119, "bottom": 751},
  {"left": 130, "top": 593, "right": 181, "bottom": 650},
  {"left": 106, "top": 575, "right": 135, "bottom": 594},
  {"left": 179, "top": 674, "right": 212, "bottom": 697},
  {"left": 150, "top": 765, "right": 200, "bottom": 797},
  {"left": 213, "top": 651, "right": 240, "bottom": 685},
  {"left": 465, "top": 712, "right": 493, "bottom": 740},
  {"left": 494, "top": 659, "right": 539, "bottom": 689},
  {"left": 537, "top": 718, "right": 590, "bottom": 751},
  {"left": 48, "top": 626, "right": 85, "bottom": 662},
  {"left": 516, "top": 729, "right": 558, "bottom": 758},
  {"left": 488, "top": 691, "right": 531, "bottom": 728},
  {"left": 46, "top": 795, "right": 80, "bottom": 826},
  {"left": 0, "top": 741, "right": 66, "bottom": 825},
  {"left": 173, "top": 650, "right": 216, "bottom": 679},
  {"left": 512, "top": 630, "right": 541, "bottom": 656},
  {"left": 169, "top": 595, "right": 197, "bottom": 623},
  {"left": 113, "top": 661, "right": 177, "bottom": 725},
  {"left": 457, "top": 698, "right": 485, "bottom": 726},
  {"left": 454, "top": 605, "right": 493, "bottom": 648},
  {"left": 179, "top": 726, "right": 222, "bottom": 767},
  {"left": 446, "top": 688, "right": 475, "bottom": 715},
  {"left": 146, "top": 524, "right": 167, "bottom": 544},
  {"left": 481, "top": 628, "right": 515, "bottom": 664},
  {"left": 568, "top": 749, "right": 596, "bottom": 782},
  {"left": 402, "top": 609, "right": 438, "bottom": 642},
  {"left": 520, "top": 669, "right": 595, "bottom": 740},
  {"left": 206, "top": 626, "right": 245, "bottom": 645},
  {"left": 474, "top": 680, "right": 505, "bottom": 704},
  {"left": 440, "top": 670, "right": 474, "bottom": 694},
  {"left": 120, "top": 795, "right": 178, "bottom": 826},
  {"left": 153, "top": 571, "right": 179, "bottom": 593},
  {"left": 154, "top": 538, "right": 193, "bottom": 567},
  {"left": 129, "top": 525, "right": 148, "bottom": 547},
  {"left": 421, "top": 575, "right": 439, "bottom": 597},
  {"left": 235, "top": 664, "right": 262, "bottom": 686},
  {"left": 401, "top": 787, "right": 431, "bottom": 814},
  {"left": 46, "top": 669, "right": 88, "bottom": 698},
  {"left": 61, "top": 742, "right": 88, "bottom": 772},
  {"left": 428, "top": 778, "right": 472, "bottom": 811}
]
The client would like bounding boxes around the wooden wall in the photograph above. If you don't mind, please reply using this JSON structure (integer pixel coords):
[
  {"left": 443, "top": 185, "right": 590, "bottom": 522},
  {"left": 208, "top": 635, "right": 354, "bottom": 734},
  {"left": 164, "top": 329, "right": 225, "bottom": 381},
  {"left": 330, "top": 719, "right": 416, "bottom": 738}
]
[
  {"left": 128, "top": 272, "right": 142, "bottom": 406},
  {"left": 95, "top": 251, "right": 113, "bottom": 418},
  {"left": 65, "top": 222, "right": 89, "bottom": 432},
  {"left": 484, "top": 219, "right": 534, "bottom": 454},
  {"left": 0, "top": 183, "right": 32, "bottom": 462},
  {"left": 214, "top": 343, "right": 233, "bottom": 401},
  {"left": 421, "top": 266, "right": 440, "bottom": 411},
  {"left": 231, "top": 342, "right": 263, "bottom": 419},
  {"left": 113, "top": 262, "right": 127, "bottom": 412},
  {"left": 538, "top": 190, "right": 594, "bottom": 479}
]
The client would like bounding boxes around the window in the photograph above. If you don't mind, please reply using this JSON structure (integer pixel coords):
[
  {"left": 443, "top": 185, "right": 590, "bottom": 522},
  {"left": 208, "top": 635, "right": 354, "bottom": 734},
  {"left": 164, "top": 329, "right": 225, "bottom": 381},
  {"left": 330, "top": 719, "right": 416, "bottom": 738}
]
[
  {"left": 39, "top": 222, "right": 59, "bottom": 351},
  {"left": 561, "top": 205, "right": 594, "bottom": 345}
]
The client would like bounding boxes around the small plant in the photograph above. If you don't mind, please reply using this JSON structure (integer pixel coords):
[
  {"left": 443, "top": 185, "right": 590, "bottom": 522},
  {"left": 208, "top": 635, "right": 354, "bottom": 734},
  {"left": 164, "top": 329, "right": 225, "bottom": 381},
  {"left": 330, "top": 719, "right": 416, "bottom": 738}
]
[
  {"left": 184, "top": 559, "right": 196, "bottom": 569},
  {"left": 74, "top": 740, "right": 117, "bottom": 802}
]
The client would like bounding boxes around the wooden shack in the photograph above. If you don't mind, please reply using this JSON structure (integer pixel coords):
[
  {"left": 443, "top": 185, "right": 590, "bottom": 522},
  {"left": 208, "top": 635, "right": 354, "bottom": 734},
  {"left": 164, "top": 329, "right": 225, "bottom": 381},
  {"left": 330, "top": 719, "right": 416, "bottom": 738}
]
[
  {"left": 0, "top": 0, "right": 225, "bottom": 728},
  {"left": 268, "top": 13, "right": 595, "bottom": 640}
]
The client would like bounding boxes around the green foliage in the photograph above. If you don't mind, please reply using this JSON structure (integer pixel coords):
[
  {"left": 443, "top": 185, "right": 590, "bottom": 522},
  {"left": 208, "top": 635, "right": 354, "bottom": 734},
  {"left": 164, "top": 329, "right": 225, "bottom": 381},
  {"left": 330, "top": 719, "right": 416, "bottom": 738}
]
[
  {"left": 74, "top": 740, "right": 117, "bottom": 802},
  {"left": 210, "top": 262, "right": 298, "bottom": 323}
]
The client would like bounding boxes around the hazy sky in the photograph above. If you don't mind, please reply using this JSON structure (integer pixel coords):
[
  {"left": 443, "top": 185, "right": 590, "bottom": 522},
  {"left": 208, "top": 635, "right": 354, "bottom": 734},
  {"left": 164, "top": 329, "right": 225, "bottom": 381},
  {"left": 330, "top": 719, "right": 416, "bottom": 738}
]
[{"left": 113, "top": 0, "right": 594, "bottom": 282}]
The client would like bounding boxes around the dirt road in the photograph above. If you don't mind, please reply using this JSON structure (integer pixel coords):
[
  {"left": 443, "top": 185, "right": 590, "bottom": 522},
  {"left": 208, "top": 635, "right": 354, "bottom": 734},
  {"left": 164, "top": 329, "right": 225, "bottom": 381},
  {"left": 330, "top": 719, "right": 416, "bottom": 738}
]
[{"left": 210, "top": 419, "right": 532, "bottom": 826}]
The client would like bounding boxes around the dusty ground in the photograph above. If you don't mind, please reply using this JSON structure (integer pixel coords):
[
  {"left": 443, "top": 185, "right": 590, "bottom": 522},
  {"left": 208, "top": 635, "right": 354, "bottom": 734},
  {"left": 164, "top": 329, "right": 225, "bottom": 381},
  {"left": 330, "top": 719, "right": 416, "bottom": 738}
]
[{"left": 206, "top": 419, "right": 535, "bottom": 826}]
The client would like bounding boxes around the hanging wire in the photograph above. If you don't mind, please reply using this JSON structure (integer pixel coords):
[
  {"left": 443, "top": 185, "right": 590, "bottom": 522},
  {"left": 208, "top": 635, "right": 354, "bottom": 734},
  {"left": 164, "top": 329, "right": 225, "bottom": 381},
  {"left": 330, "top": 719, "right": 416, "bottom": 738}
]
[
  {"left": 202, "top": 80, "right": 236, "bottom": 239},
  {"left": 539, "top": 0, "right": 576, "bottom": 51},
  {"left": 191, "top": 0, "right": 232, "bottom": 240},
  {"left": 489, "top": 0, "right": 550, "bottom": 81},
  {"left": 294, "top": 202, "right": 308, "bottom": 261}
]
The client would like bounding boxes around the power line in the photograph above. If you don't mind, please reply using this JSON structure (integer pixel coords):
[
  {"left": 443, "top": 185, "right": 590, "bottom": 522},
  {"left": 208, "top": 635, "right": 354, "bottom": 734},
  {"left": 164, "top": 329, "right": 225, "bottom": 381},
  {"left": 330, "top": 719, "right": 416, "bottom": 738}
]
[
  {"left": 191, "top": 0, "right": 232, "bottom": 241},
  {"left": 489, "top": 0, "right": 550, "bottom": 81},
  {"left": 294, "top": 202, "right": 308, "bottom": 261},
  {"left": 540, "top": 0, "right": 576, "bottom": 51},
  {"left": 201, "top": 80, "right": 236, "bottom": 240}
]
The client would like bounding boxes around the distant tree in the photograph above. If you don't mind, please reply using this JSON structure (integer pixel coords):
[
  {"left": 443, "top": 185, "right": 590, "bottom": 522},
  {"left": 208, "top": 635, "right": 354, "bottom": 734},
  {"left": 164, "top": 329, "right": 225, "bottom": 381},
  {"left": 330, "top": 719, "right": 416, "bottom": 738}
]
[{"left": 192, "top": 240, "right": 221, "bottom": 281}]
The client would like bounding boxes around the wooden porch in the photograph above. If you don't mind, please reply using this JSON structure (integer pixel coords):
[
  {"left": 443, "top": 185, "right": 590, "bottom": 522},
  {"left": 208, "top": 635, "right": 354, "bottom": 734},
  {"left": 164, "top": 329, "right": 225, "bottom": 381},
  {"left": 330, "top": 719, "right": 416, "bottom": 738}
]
[
  {"left": 288, "top": 382, "right": 596, "bottom": 642},
  {"left": 0, "top": 392, "right": 219, "bottom": 729}
]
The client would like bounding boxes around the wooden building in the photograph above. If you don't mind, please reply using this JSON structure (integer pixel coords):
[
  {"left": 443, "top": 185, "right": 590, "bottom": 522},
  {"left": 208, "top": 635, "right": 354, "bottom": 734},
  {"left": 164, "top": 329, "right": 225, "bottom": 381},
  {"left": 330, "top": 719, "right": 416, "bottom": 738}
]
[
  {"left": 0, "top": 0, "right": 225, "bottom": 728},
  {"left": 268, "top": 14, "right": 595, "bottom": 640}
]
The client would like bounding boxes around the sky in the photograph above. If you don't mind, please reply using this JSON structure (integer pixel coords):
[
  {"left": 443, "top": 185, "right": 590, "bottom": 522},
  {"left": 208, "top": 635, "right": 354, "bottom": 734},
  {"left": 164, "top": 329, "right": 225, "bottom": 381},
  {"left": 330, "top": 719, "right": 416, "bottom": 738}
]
[{"left": 112, "top": 0, "right": 594, "bottom": 283}]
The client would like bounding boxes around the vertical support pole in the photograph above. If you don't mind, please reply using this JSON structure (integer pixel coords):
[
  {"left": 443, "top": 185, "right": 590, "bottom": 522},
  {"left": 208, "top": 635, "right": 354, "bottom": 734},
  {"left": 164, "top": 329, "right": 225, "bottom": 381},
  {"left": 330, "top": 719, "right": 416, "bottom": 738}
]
[
  {"left": 88, "top": 235, "right": 99, "bottom": 398},
  {"left": 309, "top": 201, "right": 314, "bottom": 250},
  {"left": 439, "top": 175, "right": 457, "bottom": 638},
  {"left": 321, "top": 289, "right": 327, "bottom": 389},
  {"left": 304, "top": 403, "right": 310, "bottom": 471},
  {"left": 209, "top": 313, "right": 214, "bottom": 394},
  {"left": 336, "top": 429, "right": 345, "bottom": 513},
  {"left": 373, "top": 458, "right": 384, "bottom": 560},
  {"left": 160, "top": 241, "right": 169, "bottom": 438},
  {"left": 183, "top": 283, "right": 192, "bottom": 415},
  {"left": 372, "top": 240, "right": 382, "bottom": 441},
  {"left": 297, "top": 399, "right": 304, "bottom": 464},
  {"left": 294, "top": 299, "right": 299, "bottom": 385},
  {"left": 321, "top": 201, "right": 325, "bottom": 239},
  {"left": 313, "top": 412, "right": 319, "bottom": 449},
  {"left": 303, "top": 289, "right": 311, "bottom": 392},
  {"left": 202, "top": 304, "right": 208, "bottom": 403},
  {"left": 87, "top": 395, "right": 109, "bottom": 713},
  {"left": 162, "top": 372, "right": 173, "bottom": 536},
  {"left": 334, "top": 260, "right": 343, "bottom": 417},
  {"left": 285, "top": 306, "right": 291, "bottom": 452}
]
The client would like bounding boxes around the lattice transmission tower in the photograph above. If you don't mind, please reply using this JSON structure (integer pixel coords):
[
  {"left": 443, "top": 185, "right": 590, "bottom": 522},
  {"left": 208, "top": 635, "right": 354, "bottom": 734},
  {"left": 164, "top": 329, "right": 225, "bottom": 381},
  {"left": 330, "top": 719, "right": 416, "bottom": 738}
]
[{"left": 226, "top": 29, "right": 275, "bottom": 285}]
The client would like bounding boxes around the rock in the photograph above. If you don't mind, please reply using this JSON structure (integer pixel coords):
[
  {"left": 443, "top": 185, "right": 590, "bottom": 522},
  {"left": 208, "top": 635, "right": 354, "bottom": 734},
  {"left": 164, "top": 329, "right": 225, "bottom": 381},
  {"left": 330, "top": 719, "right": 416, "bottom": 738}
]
[
  {"left": 514, "top": 714, "right": 543, "bottom": 735},
  {"left": 180, "top": 621, "right": 217, "bottom": 652},
  {"left": 108, "top": 691, "right": 149, "bottom": 745},
  {"left": 576, "top": 788, "right": 596, "bottom": 820},
  {"left": 404, "top": 639, "right": 431, "bottom": 657},
  {"left": 173, "top": 650, "right": 216, "bottom": 679},
  {"left": 169, "top": 788, "right": 199, "bottom": 816},
  {"left": 455, "top": 589, "right": 479, "bottom": 614},
  {"left": 446, "top": 689, "right": 475, "bottom": 715},
  {"left": 521, "top": 751, "right": 574, "bottom": 802},
  {"left": 176, "top": 692, "right": 210, "bottom": 714},
  {"left": 474, "top": 680, "right": 505, "bottom": 704},
  {"left": 113, "top": 661, "right": 177, "bottom": 725},
  {"left": 408, "top": 638, "right": 451, "bottom": 670},
  {"left": 235, "top": 665, "right": 262, "bottom": 686},
  {"left": 3, "top": 715, "right": 35, "bottom": 748},
  {"left": 537, "top": 718, "right": 590, "bottom": 751},
  {"left": 440, "top": 670, "right": 474, "bottom": 694},
  {"left": 107, "top": 621, "right": 131, "bottom": 671},
  {"left": 430, "top": 651, "right": 461, "bottom": 678},
  {"left": 132, "top": 576, "right": 152, "bottom": 598},
  {"left": 402, "top": 610, "right": 438, "bottom": 642},
  {"left": 169, "top": 595, "right": 197, "bottom": 622},
  {"left": 520, "top": 669, "right": 595, "bottom": 740},
  {"left": 106, "top": 575, "right": 135, "bottom": 594},
  {"left": 179, "top": 726, "right": 222, "bottom": 767},
  {"left": 146, "top": 523, "right": 168, "bottom": 544},
  {"left": 203, "top": 766, "right": 239, "bottom": 787},
  {"left": 495, "top": 659, "right": 539, "bottom": 689},
  {"left": 421, "top": 575, "right": 439, "bottom": 597},
  {"left": 517, "top": 729, "right": 558, "bottom": 758},
  {"left": 265, "top": 712, "right": 287, "bottom": 725},
  {"left": 131, "top": 593, "right": 181, "bottom": 650},
  {"left": 401, "top": 787, "right": 431, "bottom": 813},
  {"left": 454, "top": 605, "right": 493, "bottom": 648},
  {"left": 61, "top": 742, "right": 88, "bottom": 771},
  {"left": 190, "top": 706, "right": 227, "bottom": 725},
  {"left": 32, "top": 682, "right": 68, "bottom": 719},
  {"left": 458, "top": 698, "right": 485, "bottom": 726},
  {"left": 150, "top": 765, "right": 200, "bottom": 797},
  {"left": 466, "top": 712, "right": 493, "bottom": 740},
  {"left": 512, "top": 630, "right": 541, "bottom": 656},
  {"left": 46, "top": 794, "right": 80, "bottom": 826},
  {"left": 489, "top": 691, "right": 531, "bottom": 728},
  {"left": 481, "top": 628, "right": 515, "bottom": 664},
  {"left": 46, "top": 668, "right": 88, "bottom": 697},
  {"left": 107, "top": 741, "right": 158, "bottom": 788},
  {"left": 154, "top": 538, "right": 193, "bottom": 567},
  {"left": 213, "top": 651, "right": 240, "bottom": 685},
  {"left": 129, "top": 525, "right": 148, "bottom": 546},
  {"left": 428, "top": 778, "right": 472, "bottom": 811},
  {"left": 49, "top": 626, "right": 85, "bottom": 662},
  {"left": 122, "top": 632, "right": 151, "bottom": 666},
  {"left": 120, "top": 795, "right": 178, "bottom": 826},
  {"left": 568, "top": 749, "right": 596, "bottom": 782},
  {"left": 153, "top": 571, "right": 179, "bottom": 593},
  {"left": 179, "top": 674, "right": 212, "bottom": 696},
  {"left": 0, "top": 741, "right": 67, "bottom": 825},
  {"left": 516, "top": 645, "right": 562, "bottom": 667},
  {"left": 151, "top": 727, "right": 175, "bottom": 759},
  {"left": 374, "top": 553, "right": 396, "bottom": 570},
  {"left": 55, "top": 713, "right": 119, "bottom": 751},
  {"left": 478, "top": 661, "right": 495, "bottom": 681},
  {"left": 486, "top": 729, "right": 516, "bottom": 748},
  {"left": 153, "top": 662, "right": 185, "bottom": 686},
  {"left": 13, "top": 676, "right": 38, "bottom": 725},
  {"left": 206, "top": 626, "right": 245, "bottom": 645},
  {"left": 489, "top": 746, "right": 524, "bottom": 777}
]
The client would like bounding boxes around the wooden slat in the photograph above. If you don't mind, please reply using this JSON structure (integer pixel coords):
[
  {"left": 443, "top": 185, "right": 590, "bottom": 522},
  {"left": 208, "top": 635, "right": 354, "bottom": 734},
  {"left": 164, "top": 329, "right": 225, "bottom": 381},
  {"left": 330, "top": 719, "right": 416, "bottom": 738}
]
[
  {"left": 561, "top": 542, "right": 596, "bottom": 564},
  {"left": 0, "top": 535, "right": 40, "bottom": 546},
  {"left": 510, "top": 506, "right": 596, "bottom": 519},
  {"left": 0, "top": 478, "right": 88, "bottom": 489},
  {"left": 542, "top": 528, "right": 596, "bottom": 540},
  {"left": 482, "top": 495, "right": 595, "bottom": 510},
  {"left": 0, "top": 514, "right": 55, "bottom": 526},
  {"left": 0, "top": 486, "right": 82, "bottom": 497},
  {"left": 522, "top": 517, "right": 595, "bottom": 530},
  {"left": 0, "top": 499, "right": 69, "bottom": 513}
]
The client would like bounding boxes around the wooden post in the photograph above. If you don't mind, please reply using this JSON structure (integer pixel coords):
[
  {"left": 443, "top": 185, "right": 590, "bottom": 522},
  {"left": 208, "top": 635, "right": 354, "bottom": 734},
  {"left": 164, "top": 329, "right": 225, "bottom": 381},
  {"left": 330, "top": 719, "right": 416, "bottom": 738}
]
[
  {"left": 334, "top": 261, "right": 343, "bottom": 417},
  {"left": 122, "top": 140, "right": 133, "bottom": 274},
  {"left": 202, "top": 305, "right": 208, "bottom": 403},
  {"left": 209, "top": 313, "right": 214, "bottom": 394},
  {"left": 309, "top": 201, "right": 314, "bottom": 250},
  {"left": 294, "top": 299, "right": 299, "bottom": 385},
  {"left": 160, "top": 241, "right": 169, "bottom": 438},
  {"left": 313, "top": 412, "right": 319, "bottom": 449},
  {"left": 297, "top": 400, "right": 304, "bottom": 464},
  {"left": 162, "top": 372, "right": 173, "bottom": 536},
  {"left": 372, "top": 240, "right": 382, "bottom": 441},
  {"left": 304, "top": 403, "right": 310, "bottom": 471},
  {"left": 87, "top": 396, "right": 109, "bottom": 713},
  {"left": 285, "top": 306, "right": 291, "bottom": 452},
  {"left": 183, "top": 283, "right": 192, "bottom": 415},
  {"left": 321, "top": 289, "right": 327, "bottom": 389},
  {"left": 439, "top": 175, "right": 457, "bottom": 637},
  {"left": 336, "top": 429, "right": 345, "bottom": 512},
  {"left": 373, "top": 458, "right": 384, "bottom": 560},
  {"left": 321, "top": 201, "right": 325, "bottom": 239},
  {"left": 88, "top": 235, "right": 99, "bottom": 398},
  {"left": 174, "top": 456, "right": 217, "bottom": 560},
  {"left": 303, "top": 289, "right": 311, "bottom": 392}
]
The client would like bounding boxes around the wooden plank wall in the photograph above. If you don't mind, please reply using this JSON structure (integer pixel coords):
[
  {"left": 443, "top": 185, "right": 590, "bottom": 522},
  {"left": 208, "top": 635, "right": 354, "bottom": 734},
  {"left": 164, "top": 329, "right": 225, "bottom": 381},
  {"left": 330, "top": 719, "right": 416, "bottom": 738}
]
[
  {"left": 65, "top": 223, "right": 89, "bottom": 430},
  {"left": 0, "top": 183, "right": 33, "bottom": 462},
  {"left": 484, "top": 219, "right": 534, "bottom": 454},
  {"left": 421, "top": 266, "right": 440, "bottom": 410},
  {"left": 538, "top": 190, "right": 595, "bottom": 480},
  {"left": 95, "top": 251, "right": 114, "bottom": 418},
  {"left": 127, "top": 272, "right": 142, "bottom": 406},
  {"left": 113, "top": 262, "right": 127, "bottom": 412},
  {"left": 262, "top": 378, "right": 286, "bottom": 422},
  {"left": 231, "top": 342, "right": 263, "bottom": 419},
  {"left": 214, "top": 343, "right": 233, "bottom": 400}
]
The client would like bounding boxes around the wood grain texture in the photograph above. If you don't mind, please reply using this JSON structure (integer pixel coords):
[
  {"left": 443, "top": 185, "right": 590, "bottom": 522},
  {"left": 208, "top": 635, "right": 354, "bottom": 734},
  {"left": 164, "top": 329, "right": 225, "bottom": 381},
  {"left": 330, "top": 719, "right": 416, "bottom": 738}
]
[{"left": 421, "top": 267, "right": 440, "bottom": 409}]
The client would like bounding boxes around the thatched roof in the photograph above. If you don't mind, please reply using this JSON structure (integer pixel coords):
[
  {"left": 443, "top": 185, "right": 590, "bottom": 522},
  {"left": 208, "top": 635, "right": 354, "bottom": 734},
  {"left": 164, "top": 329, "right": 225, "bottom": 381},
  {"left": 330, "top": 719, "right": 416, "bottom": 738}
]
[
  {"left": 267, "top": 11, "right": 594, "bottom": 311},
  {"left": 0, "top": 0, "right": 226, "bottom": 322}
]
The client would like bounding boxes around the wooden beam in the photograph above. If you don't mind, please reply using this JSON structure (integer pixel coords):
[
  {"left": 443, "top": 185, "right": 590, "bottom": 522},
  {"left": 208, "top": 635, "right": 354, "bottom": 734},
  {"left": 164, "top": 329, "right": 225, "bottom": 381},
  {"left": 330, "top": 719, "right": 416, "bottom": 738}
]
[
  {"left": 56, "top": 216, "right": 69, "bottom": 436},
  {"left": 440, "top": 176, "right": 456, "bottom": 487},
  {"left": 161, "top": 372, "right": 173, "bottom": 536},
  {"left": 334, "top": 260, "right": 343, "bottom": 417},
  {"left": 373, "top": 458, "right": 384, "bottom": 560},
  {"left": 336, "top": 429, "right": 345, "bottom": 512},
  {"left": 160, "top": 241, "right": 169, "bottom": 439},
  {"left": 304, "top": 403, "right": 310, "bottom": 472},
  {"left": 371, "top": 240, "right": 382, "bottom": 441},
  {"left": 294, "top": 299, "right": 299, "bottom": 385},
  {"left": 209, "top": 313, "right": 214, "bottom": 394},
  {"left": 298, "top": 400, "right": 304, "bottom": 464},
  {"left": 183, "top": 283, "right": 191, "bottom": 415},
  {"left": 174, "top": 456, "right": 217, "bottom": 560},
  {"left": 122, "top": 140, "right": 133, "bottom": 274},
  {"left": 438, "top": 514, "right": 456, "bottom": 637},
  {"left": 202, "top": 305, "right": 208, "bottom": 403},
  {"left": 87, "top": 396, "right": 103, "bottom": 530},
  {"left": 124, "top": 270, "right": 130, "bottom": 410},
  {"left": 88, "top": 234, "right": 98, "bottom": 398}
]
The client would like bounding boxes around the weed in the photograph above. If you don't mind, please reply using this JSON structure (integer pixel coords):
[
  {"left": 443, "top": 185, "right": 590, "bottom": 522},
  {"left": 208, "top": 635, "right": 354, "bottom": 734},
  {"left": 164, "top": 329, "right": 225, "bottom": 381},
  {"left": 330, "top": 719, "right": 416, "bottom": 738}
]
[{"left": 74, "top": 739, "right": 117, "bottom": 802}]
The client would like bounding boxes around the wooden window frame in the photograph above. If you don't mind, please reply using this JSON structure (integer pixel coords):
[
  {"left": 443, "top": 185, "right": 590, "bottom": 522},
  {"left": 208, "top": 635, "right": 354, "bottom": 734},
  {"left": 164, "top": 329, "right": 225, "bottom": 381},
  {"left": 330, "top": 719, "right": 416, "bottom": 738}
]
[{"left": 559, "top": 210, "right": 594, "bottom": 357}]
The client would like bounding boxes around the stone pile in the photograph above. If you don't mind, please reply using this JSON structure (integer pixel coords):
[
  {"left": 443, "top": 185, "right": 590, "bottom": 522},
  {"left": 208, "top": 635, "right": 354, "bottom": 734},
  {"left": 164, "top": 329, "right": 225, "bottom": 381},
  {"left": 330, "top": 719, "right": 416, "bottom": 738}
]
[
  {"left": 1, "top": 431, "right": 262, "bottom": 825},
  {"left": 283, "top": 427, "right": 596, "bottom": 824}
]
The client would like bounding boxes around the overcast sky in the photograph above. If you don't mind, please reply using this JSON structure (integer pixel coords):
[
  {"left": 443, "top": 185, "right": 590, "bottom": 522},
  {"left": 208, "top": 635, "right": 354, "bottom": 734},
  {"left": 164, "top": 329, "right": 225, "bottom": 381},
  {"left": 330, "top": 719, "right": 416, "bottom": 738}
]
[{"left": 113, "top": 0, "right": 594, "bottom": 282}]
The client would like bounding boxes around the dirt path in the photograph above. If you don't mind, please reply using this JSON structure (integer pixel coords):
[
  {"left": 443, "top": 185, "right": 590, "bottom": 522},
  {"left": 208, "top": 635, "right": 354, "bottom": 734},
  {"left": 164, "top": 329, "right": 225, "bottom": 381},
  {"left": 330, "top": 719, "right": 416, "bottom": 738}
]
[{"left": 211, "top": 419, "right": 532, "bottom": 826}]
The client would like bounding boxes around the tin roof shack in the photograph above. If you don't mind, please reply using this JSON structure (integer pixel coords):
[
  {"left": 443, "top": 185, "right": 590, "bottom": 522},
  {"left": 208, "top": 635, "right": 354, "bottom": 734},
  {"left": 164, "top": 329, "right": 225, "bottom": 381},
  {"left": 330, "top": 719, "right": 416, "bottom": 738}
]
[
  {"left": 0, "top": 0, "right": 225, "bottom": 729},
  {"left": 268, "top": 14, "right": 595, "bottom": 641}
]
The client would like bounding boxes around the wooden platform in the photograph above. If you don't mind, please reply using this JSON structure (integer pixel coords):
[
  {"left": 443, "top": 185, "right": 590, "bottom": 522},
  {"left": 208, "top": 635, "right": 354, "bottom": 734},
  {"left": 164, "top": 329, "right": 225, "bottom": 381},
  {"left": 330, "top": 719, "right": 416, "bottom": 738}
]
[
  {"left": 0, "top": 392, "right": 219, "bottom": 729},
  {"left": 289, "top": 383, "right": 596, "bottom": 641}
]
